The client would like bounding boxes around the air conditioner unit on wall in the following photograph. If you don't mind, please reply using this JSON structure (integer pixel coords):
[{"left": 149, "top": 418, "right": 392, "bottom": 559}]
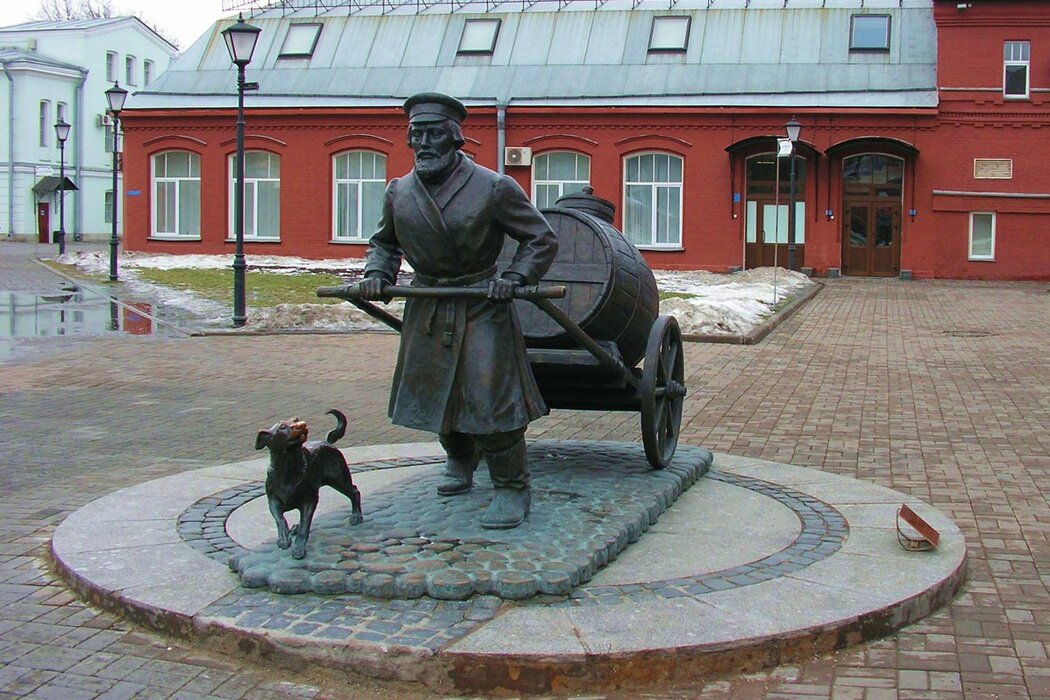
[
  {"left": 97, "top": 113, "right": 114, "bottom": 127},
  {"left": 504, "top": 147, "right": 532, "bottom": 167}
]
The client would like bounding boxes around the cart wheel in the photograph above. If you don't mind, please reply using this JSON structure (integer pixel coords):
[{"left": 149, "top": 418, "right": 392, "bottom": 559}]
[{"left": 640, "top": 315, "right": 687, "bottom": 469}]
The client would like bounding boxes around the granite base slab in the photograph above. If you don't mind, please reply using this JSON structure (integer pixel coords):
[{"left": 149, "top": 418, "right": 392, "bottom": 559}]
[{"left": 50, "top": 444, "right": 968, "bottom": 695}]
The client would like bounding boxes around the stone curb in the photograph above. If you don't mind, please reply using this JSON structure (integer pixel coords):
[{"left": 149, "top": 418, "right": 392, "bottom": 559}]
[
  {"left": 49, "top": 445, "right": 967, "bottom": 695},
  {"left": 683, "top": 280, "right": 824, "bottom": 345}
]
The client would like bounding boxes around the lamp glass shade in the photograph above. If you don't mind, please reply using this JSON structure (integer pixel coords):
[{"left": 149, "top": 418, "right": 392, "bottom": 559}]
[
  {"left": 54, "top": 118, "right": 71, "bottom": 143},
  {"left": 105, "top": 82, "right": 128, "bottom": 113},
  {"left": 785, "top": 117, "right": 802, "bottom": 143},
  {"left": 223, "top": 15, "right": 262, "bottom": 66}
]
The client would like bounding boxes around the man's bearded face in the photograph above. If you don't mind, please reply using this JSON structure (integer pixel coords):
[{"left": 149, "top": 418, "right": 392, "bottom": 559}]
[{"left": 409, "top": 121, "right": 459, "bottom": 181}]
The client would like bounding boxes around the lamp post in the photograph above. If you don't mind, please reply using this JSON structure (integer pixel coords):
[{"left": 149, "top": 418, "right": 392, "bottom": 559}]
[
  {"left": 785, "top": 117, "right": 802, "bottom": 272},
  {"left": 105, "top": 81, "right": 128, "bottom": 282},
  {"left": 222, "top": 13, "right": 261, "bottom": 328},
  {"left": 54, "top": 118, "right": 71, "bottom": 256}
]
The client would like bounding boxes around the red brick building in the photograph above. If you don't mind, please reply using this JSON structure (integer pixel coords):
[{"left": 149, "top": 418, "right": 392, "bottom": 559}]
[{"left": 121, "top": 0, "right": 1050, "bottom": 280}]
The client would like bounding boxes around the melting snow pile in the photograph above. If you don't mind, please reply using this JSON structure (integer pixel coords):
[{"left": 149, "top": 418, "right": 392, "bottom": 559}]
[{"left": 60, "top": 251, "right": 812, "bottom": 336}]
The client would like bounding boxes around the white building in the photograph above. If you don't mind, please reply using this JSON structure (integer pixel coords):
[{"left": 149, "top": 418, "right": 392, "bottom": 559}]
[{"left": 0, "top": 17, "right": 176, "bottom": 243}]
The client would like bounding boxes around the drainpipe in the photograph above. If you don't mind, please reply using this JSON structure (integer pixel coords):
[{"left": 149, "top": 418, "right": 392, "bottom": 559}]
[
  {"left": 496, "top": 100, "right": 507, "bottom": 175},
  {"left": 72, "top": 70, "right": 86, "bottom": 239},
  {"left": 2, "top": 61, "right": 13, "bottom": 238}
]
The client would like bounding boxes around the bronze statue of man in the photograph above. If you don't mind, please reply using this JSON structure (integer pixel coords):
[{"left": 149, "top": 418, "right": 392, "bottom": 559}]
[{"left": 358, "top": 93, "right": 558, "bottom": 529}]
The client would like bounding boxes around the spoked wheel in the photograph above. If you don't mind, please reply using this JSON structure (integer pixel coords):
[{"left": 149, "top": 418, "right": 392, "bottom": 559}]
[{"left": 640, "top": 315, "right": 687, "bottom": 469}]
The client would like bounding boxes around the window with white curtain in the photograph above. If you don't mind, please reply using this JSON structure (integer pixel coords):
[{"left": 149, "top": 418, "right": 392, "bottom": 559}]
[
  {"left": 333, "top": 151, "right": 387, "bottom": 240},
  {"left": 152, "top": 151, "right": 201, "bottom": 237},
  {"left": 623, "top": 152, "right": 683, "bottom": 248},
  {"left": 532, "top": 152, "right": 590, "bottom": 209},
  {"left": 229, "top": 151, "right": 281, "bottom": 239}
]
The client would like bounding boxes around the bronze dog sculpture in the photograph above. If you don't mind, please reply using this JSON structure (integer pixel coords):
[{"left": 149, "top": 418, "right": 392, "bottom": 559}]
[{"left": 255, "top": 409, "right": 363, "bottom": 559}]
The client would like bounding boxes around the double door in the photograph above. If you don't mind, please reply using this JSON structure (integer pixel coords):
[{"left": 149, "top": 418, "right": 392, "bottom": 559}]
[{"left": 842, "top": 198, "right": 901, "bottom": 277}]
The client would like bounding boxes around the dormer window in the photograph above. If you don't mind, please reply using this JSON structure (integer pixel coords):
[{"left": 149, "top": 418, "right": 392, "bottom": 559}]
[
  {"left": 649, "top": 16, "right": 691, "bottom": 53},
  {"left": 458, "top": 18, "right": 500, "bottom": 55},
  {"left": 850, "top": 14, "right": 890, "bottom": 52},
  {"left": 279, "top": 23, "right": 322, "bottom": 58}
]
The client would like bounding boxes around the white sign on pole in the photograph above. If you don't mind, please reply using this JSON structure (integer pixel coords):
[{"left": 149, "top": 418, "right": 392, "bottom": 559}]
[{"left": 777, "top": 137, "right": 794, "bottom": 158}]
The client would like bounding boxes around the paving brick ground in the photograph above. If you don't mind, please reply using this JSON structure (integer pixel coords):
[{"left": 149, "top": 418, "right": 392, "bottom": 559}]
[{"left": 1, "top": 240, "right": 1049, "bottom": 698}]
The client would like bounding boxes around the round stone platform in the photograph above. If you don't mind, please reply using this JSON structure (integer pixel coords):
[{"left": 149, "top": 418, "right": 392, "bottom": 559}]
[{"left": 50, "top": 442, "right": 967, "bottom": 695}]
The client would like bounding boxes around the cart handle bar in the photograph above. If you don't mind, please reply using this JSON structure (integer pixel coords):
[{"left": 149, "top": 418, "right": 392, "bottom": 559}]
[{"left": 316, "top": 284, "right": 566, "bottom": 301}]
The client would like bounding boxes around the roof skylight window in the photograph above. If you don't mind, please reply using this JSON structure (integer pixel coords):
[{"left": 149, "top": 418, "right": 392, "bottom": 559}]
[
  {"left": 649, "top": 16, "right": 691, "bottom": 52},
  {"left": 458, "top": 18, "right": 501, "bottom": 54},
  {"left": 850, "top": 14, "right": 890, "bottom": 52},
  {"left": 279, "top": 23, "right": 322, "bottom": 58}
]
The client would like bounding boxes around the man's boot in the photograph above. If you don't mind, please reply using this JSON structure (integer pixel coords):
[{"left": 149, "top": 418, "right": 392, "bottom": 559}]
[
  {"left": 479, "top": 435, "right": 530, "bottom": 529},
  {"left": 437, "top": 432, "right": 478, "bottom": 496}
]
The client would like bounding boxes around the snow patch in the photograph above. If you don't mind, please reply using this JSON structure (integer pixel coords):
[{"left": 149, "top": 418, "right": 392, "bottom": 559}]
[{"left": 61, "top": 251, "right": 813, "bottom": 336}]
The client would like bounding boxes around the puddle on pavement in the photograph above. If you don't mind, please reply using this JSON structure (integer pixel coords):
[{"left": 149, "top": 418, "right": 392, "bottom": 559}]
[{"left": 0, "top": 285, "right": 183, "bottom": 362}]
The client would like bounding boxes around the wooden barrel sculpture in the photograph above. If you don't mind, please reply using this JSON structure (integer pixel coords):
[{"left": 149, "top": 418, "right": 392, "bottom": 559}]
[{"left": 500, "top": 188, "right": 659, "bottom": 368}]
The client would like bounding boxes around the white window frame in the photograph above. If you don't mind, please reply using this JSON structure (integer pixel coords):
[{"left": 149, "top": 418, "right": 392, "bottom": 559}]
[
  {"left": 1004, "top": 41, "right": 1030, "bottom": 99},
  {"left": 623, "top": 152, "right": 683, "bottom": 250},
  {"left": 850, "top": 14, "right": 890, "bottom": 52},
  {"left": 649, "top": 16, "right": 691, "bottom": 52},
  {"left": 228, "top": 151, "right": 281, "bottom": 240},
  {"left": 968, "top": 212, "right": 996, "bottom": 261},
  {"left": 532, "top": 151, "right": 591, "bottom": 209},
  {"left": 39, "top": 100, "right": 51, "bottom": 148},
  {"left": 143, "top": 60, "right": 154, "bottom": 87},
  {"left": 458, "top": 18, "right": 501, "bottom": 54},
  {"left": 332, "top": 151, "right": 387, "bottom": 241},
  {"left": 125, "top": 55, "right": 137, "bottom": 86},
  {"left": 105, "top": 51, "right": 117, "bottom": 82},
  {"left": 151, "top": 151, "right": 201, "bottom": 238},
  {"left": 104, "top": 190, "right": 113, "bottom": 224}
]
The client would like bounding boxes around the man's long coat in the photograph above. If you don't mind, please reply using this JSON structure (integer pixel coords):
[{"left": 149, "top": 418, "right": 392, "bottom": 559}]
[{"left": 364, "top": 153, "right": 558, "bottom": 435}]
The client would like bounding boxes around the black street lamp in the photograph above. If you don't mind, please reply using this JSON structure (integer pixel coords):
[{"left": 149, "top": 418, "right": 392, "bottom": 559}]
[
  {"left": 785, "top": 117, "right": 802, "bottom": 272},
  {"left": 54, "top": 118, "right": 71, "bottom": 256},
  {"left": 222, "top": 13, "right": 261, "bottom": 328},
  {"left": 105, "top": 81, "right": 128, "bottom": 282}
]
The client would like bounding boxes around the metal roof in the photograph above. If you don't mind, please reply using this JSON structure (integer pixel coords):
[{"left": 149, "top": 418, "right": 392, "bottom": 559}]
[
  {"left": 134, "top": 0, "right": 937, "bottom": 110},
  {"left": 0, "top": 18, "right": 130, "bottom": 32},
  {"left": 0, "top": 16, "right": 179, "bottom": 51},
  {"left": 0, "top": 47, "right": 85, "bottom": 72}
]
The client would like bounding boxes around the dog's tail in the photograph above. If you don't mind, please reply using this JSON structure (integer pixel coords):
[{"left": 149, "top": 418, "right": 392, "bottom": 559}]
[{"left": 325, "top": 409, "right": 347, "bottom": 444}]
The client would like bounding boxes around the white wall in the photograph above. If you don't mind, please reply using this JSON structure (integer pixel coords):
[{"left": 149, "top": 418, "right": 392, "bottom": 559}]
[{"left": 0, "top": 18, "right": 176, "bottom": 240}]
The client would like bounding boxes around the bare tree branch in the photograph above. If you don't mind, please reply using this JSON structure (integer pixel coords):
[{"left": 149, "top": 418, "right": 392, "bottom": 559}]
[
  {"left": 32, "top": 0, "right": 114, "bottom": 20},
  {"left": 30, "top": 0, "right": 179, "bottom": 48}
]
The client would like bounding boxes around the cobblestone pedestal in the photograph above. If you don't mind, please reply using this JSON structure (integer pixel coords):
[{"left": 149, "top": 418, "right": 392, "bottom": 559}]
[{"left": 227, "top": 441, "right": 711, "bottom": 599}]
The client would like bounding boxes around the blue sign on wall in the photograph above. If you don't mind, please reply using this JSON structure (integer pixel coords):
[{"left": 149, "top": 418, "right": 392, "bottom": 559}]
[{"left": 127, "top": 190, "right": 141, "bottom": 196}]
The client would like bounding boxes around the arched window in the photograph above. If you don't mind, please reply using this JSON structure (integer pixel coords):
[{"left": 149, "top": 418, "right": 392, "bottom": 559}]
[
  {"left": 152, "top": 151, "right": 201, "bottom": 237},
  {"left": 333, "top": 151, "right": 386, "bottom": 241},
  {"left": 532, "top": 151, "right": 590, "bottom": 208},
  {"left": 623, "top": 152, "right": 682, "bottom": 248},
  {"left": 229, "top": 151, "right": 281, "bottom": 240}
]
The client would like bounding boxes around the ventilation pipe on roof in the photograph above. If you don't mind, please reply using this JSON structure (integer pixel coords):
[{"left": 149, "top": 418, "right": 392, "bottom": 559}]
[
  {"left": 496, "top": 100, "right": 507, "bottom": 175},
  {"left": 2, "top": 61, "right": 13, "bottom": 238}
]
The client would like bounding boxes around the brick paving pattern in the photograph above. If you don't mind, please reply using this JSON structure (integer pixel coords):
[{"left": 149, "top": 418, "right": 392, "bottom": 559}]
[{"left": 2, "top": 241, "right": 1049, "bottom": 698}]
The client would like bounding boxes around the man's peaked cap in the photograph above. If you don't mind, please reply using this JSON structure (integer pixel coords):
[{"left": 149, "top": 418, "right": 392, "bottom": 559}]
[{"left": 403, "top": 92, "right": 467, "bottom": 124}]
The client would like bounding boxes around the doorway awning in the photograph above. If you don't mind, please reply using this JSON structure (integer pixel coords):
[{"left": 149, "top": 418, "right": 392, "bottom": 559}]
[{"left": 32, "top": 175, "right": 78, "bottom": 194}]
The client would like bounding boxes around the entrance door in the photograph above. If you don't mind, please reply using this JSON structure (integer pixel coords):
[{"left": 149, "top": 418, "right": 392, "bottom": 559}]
[
  {"left": 840, "top": 154, "right": 903, "bottom": 277},
  {"left": 37, "top": 203, "right": 50, "bottom": 243},
  {"left": 744, "top": 154, "right": 806, "bottom": 270},
  {"left": 745, "top": 198, "right": 805, "bottom": 270}
]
